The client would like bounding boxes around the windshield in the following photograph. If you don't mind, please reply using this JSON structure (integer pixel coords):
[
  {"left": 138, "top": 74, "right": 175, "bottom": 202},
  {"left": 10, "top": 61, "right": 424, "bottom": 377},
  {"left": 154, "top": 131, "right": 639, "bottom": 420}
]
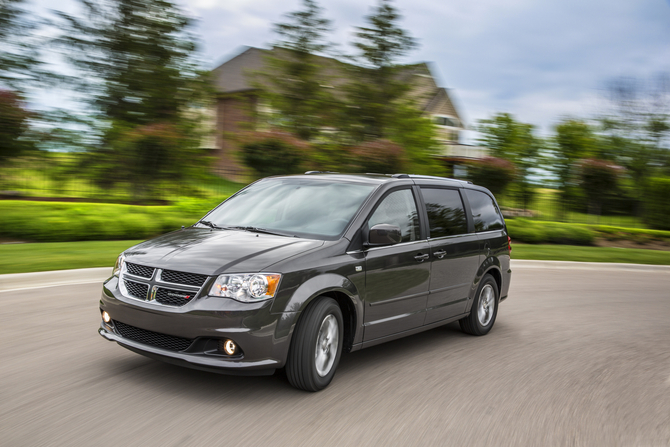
[{"left": 203, "top": 178, "right": 377, "bottom": 240}]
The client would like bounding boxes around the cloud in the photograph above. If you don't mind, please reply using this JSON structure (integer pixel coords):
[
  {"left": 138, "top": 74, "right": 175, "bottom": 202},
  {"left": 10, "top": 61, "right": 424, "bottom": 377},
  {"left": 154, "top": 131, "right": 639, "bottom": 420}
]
[{"left": 28, "top": 0, "right": 670, "bottom": 138}]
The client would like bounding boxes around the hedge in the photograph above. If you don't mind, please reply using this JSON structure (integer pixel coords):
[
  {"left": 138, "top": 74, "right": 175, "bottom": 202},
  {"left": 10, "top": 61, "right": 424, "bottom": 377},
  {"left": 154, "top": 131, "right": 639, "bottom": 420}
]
[
  {"left": 3, "top": 200, "right": 670, "bottom": 245},
  {"left": 644, "top": 177, "right": 670, "bottom": 231},
  {"left": 506, "top": 219, "right": 595, "bottom": 245},
  {"left": 0, "top": 198, "right": 225, "bottom": 242},
  {"left": 506, "top": 218, "right": 670, "bottom": 246}
]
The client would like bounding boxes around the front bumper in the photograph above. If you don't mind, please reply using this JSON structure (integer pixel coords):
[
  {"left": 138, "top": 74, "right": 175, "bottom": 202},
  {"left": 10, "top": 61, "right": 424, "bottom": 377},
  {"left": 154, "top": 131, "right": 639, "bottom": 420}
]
[{"left": 99, "top": 276, "right": 295, "bottom": 375}]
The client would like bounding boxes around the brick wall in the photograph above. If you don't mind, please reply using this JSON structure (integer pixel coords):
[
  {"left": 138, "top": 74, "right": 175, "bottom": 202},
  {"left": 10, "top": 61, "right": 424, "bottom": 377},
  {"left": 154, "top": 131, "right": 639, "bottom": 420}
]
[{"left": 214, "top": 94, "right": 257, "bottom": 182}]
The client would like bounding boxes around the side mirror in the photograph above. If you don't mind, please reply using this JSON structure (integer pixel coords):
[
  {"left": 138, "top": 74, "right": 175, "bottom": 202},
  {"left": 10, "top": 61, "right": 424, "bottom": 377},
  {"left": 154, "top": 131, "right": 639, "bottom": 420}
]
[{"left": 367, "top": 224, "right": 402, "bottom": 247}]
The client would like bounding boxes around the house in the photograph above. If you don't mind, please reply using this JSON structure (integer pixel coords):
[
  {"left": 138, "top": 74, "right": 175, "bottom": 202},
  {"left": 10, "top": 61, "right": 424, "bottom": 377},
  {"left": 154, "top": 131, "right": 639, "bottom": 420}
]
[{"left": 209, "top": 46, "right": 485, "bottom": 180}]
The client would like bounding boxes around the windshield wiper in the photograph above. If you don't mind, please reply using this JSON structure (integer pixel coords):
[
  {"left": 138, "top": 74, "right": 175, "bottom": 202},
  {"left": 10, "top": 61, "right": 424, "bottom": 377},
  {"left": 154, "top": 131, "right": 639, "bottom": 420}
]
[
  {"left": 198, "top": 220, "right": 223, "bottom": 229},
  {"left": 227, "top": 226, "right": 294, "bottom": 237}
]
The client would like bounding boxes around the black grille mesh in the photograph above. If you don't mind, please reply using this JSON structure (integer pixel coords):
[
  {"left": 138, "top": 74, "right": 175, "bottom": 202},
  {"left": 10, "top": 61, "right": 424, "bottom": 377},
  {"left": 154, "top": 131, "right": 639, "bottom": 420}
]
[
  {"left": 161, "top": 269, "right": 208, "bottom": 287},
  {"left": 113, "top": 320, "right": 193, "bottom": 352},
  {"left": 125, "top": 262, "right": 155, "bottom": 279},
  {"left": 155, "top": 287, "right": 194, "bottom": 306},
  {"left": 124, "top": 280, "right": 148, "bottom": 300}
]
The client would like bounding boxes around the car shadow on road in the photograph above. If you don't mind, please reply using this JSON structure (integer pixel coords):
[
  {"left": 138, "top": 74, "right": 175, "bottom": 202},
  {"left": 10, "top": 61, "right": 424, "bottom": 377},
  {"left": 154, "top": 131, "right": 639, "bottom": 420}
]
[{"left": 98, "top": 320, "right": 488, "bottom": 401}]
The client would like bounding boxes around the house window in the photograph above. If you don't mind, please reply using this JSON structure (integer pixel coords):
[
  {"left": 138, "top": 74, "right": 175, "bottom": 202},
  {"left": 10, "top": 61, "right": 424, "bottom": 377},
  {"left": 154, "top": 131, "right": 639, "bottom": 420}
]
[{"left": 433, "top": 116, "right": 459, "bottom": 128}]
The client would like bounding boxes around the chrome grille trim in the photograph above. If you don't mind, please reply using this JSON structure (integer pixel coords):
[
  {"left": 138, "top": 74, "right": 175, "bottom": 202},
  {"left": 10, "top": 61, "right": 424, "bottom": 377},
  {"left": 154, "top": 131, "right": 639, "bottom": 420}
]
[{"left": 118, "top": 265, "right": 208, "bottom": 307}]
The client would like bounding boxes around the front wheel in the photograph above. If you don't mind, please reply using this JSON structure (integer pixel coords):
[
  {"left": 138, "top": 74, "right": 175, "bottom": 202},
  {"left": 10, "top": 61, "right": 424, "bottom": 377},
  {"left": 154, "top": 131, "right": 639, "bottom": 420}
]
[
  {"left": 459, "top": 274, "right": 498, "bottom": 336},
  {"left": 286, "top": 298, "right": 343, "bottom": 392}
]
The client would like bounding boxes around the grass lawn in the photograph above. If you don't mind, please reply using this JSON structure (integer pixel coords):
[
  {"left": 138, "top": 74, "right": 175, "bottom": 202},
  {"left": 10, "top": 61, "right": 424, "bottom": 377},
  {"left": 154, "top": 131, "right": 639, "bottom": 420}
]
[
  {"left": 1, "top": 240, "right": 670, "bottom": 275},
  {"left": 512, "top": 244, "right": 670, "bottom": 265},
  {"left": 0, "top": 240, "right": 144, "bottom": 274}
]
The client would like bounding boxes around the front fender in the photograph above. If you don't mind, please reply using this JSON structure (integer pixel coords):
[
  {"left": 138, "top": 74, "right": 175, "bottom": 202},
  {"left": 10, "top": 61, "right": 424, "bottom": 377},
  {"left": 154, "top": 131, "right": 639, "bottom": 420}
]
[{"left": 271, "top": 273, "right": 364, "bottom": 345}]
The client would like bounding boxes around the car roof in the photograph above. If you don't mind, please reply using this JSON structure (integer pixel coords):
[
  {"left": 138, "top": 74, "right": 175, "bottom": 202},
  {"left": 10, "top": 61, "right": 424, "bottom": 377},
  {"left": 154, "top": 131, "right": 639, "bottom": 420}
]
[{"left": 272, "top": 172, "right": 473, "bottom": 188}]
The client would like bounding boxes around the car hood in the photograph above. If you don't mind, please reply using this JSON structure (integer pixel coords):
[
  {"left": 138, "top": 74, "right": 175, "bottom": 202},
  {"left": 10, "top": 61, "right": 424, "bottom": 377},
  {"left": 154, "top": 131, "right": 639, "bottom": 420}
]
[{"left": 123, "top": 228, "right": 325, "bottom": 275}]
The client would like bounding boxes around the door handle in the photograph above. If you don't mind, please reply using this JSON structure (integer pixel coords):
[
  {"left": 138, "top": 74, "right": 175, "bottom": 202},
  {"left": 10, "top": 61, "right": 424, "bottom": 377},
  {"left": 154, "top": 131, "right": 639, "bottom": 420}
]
[
  {"left": 433, "top": 250, "right": 447, "bottom": 259},
  {"left": 414, "top": 253, "right": 430, "bottom": 262}
]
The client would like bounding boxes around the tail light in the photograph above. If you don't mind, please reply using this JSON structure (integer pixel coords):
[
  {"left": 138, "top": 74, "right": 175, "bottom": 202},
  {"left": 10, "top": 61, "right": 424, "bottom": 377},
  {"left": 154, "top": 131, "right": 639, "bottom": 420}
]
[{"left": 507, "top": 236, "right": 512, "bottom": 251}]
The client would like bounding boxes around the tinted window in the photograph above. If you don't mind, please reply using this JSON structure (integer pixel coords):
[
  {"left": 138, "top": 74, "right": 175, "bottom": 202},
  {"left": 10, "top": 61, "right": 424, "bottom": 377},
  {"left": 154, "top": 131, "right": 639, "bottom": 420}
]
[
  {"left": 368, "top": 189, "right": 420, "bottom": 242},
  {"left": 464, "top": 189, "right": 504, "bottom": 232},
  {"left": 420, "top": 188, "right": 467, "bottom": 238}
]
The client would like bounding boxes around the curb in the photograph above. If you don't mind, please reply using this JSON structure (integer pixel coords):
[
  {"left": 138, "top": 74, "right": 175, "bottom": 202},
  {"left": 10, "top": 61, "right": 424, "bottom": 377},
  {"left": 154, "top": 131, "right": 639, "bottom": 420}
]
[
  {"left": 0, "top": 267, "right": 112, "bottom": 293},
  {"left": 510, "top": 260, "right": 670, "bottom": 272},
  {"left": 1, "top": 260, "right": 668, "bottom": 292}
]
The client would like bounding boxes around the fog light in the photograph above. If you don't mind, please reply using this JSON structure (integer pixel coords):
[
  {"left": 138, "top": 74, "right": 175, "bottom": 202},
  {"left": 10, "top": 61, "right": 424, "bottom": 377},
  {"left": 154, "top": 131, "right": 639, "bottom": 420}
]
[
  {"left": 102, "top": 311, "right": 111, "bottom": 323},
  {"left": 221, "top": 339, "right": 237, "bottom": 355}
]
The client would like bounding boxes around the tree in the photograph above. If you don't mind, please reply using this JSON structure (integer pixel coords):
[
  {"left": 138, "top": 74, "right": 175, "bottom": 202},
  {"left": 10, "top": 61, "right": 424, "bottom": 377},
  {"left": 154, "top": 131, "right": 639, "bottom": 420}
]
[
  {"left": 346, "top": 0, "right": 417, "bottom": 140},
  {"left": 466, "top": 156, "right": 516, "bottom": 198},
  {"left": 577, "top": 158, "right": 621, "bottom": 217},
  {"left": 112, "top": 122, "right": 203, "bottom": 200},
  {"left": 0, "top": 89, "right": 30, "bottom": 162},
  {"left": 477, "top": 113, "right": 541, "bottom": 207},
  {"left": 644, "top": 177, "right": 670, "bottom": 230},
  {"left": 597, "top": 74, "right": 670, "bottom": 213},
  {"left": 553, "top": 119, "right": 597, "bottom": 188},
  {"left": 57, "top": 0, "right": 212, "bottom": 198},
  {"left": 0, "top": 0, "right": 42, "bottom": 91},
  {"left": 58, "top": 0, "right": 204, "bottom": 127},
  {"left": 386, "top": 102, "right": 445, "bottom": 175},
  {"left": 259, "top": 0, "right": 336, "bottom": 141}
]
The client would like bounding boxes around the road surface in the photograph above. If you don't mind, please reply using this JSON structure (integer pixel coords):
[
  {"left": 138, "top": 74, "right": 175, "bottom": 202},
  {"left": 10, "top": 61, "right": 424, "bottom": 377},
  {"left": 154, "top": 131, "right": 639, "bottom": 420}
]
[{"left": 1, "top": 263, "right": 669, "bottom": 446}]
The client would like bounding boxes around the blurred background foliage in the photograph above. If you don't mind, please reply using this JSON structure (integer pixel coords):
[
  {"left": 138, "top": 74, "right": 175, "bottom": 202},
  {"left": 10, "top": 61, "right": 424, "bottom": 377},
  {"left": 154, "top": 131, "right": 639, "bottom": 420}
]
[{"left": 0, "top": 0, "right": 669, "bottom": 244}]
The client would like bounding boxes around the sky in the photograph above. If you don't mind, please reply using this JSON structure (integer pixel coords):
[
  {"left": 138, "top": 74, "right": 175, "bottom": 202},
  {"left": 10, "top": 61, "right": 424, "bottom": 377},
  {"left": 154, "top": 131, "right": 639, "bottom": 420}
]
[
  {"left": 27, "top": 0, "right": 670, "bottom": 143},
  {"left": 181, "top": 0, "right": 670, "bottom": 141}
]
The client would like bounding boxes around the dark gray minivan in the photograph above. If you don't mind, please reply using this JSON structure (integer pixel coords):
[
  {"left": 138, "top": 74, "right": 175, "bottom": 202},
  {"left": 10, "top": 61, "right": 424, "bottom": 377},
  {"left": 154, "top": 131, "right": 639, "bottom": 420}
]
[{"left": 99, "top": 173, "right": 511, "bottom": 391}]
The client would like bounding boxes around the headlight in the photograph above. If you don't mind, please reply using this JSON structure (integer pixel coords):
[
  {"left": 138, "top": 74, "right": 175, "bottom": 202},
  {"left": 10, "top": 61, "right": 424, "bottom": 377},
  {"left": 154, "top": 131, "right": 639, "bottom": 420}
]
[
  {"left": 113, "top": 254, "right": 125, "bottom": 277},
  {"left": 209, "top": 273, "right": 281, "bottom": 303}
]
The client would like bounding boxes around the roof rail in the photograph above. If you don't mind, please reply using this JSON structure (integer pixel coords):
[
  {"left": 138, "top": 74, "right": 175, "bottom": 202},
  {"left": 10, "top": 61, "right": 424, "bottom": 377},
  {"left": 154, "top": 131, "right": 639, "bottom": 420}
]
[
  {"left": 304, "top": 171, "right": 339, "bottom": 175},
  {"left": 395, "top": 174, "right": 472, "bottom": 184}
]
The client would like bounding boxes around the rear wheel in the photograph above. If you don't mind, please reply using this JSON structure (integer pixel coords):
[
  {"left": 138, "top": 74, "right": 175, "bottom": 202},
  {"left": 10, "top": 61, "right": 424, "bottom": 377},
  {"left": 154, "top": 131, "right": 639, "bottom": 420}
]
[
  {"left": 459, "top": 274, "right": 498, "bottom": 336},
  {"left": 286, "top": 297, "right": 343, "bottom": 391}
]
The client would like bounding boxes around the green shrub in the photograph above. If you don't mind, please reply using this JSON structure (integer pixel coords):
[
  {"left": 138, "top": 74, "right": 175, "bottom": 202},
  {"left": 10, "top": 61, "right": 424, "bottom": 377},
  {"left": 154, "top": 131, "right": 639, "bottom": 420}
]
[
  {"left": 239, "top": 131, "right": 308, "bottom": 177},
  {"left": 592, "top": 225, "right": 670, "bottom": 242},
  {"left": 467, "top": 157, "right": 516, "bottom": 198},
  {"left": 349, "top": 139, "right": 406, "bottom": 174},
  {"left": 0, "top": 200, "right": 226, "bottom": 242},
  {"left": 506, "top": 219, "right": 595, "bottom": 245},
  {"left": 644, "top": 177, "right": 670, "bottom": 230}
]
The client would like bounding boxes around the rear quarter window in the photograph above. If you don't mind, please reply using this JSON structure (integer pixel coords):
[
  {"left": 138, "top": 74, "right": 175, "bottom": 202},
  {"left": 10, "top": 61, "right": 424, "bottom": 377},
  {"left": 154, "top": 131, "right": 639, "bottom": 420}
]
[{"left": 464, "top": 189, "right": 504, "bottom": 232}]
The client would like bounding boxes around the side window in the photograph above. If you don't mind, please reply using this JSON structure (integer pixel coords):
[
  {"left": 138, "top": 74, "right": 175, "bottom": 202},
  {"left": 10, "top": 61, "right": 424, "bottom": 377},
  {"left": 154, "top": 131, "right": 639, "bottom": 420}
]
[
  {"left": 420, "top": 188, "right": 467, "bottom": 238},
  {"left": 464, "top": 189, "right": 504, "bottom": 232},
  {"left": 368, "top": 189, "right": 420, "bottom": 242}
]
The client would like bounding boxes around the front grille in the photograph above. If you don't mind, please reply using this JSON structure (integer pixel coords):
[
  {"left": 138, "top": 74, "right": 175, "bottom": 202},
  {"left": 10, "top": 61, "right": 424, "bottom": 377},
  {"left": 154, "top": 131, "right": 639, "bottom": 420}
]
[
  {"left": 126, "top": 262, "right": 155, "bottom": 279},
  {"left": 155, "top": 287, "right": 195, "bottom": 307},
  {"left": 124, "top": 280, "right": 149, "bottom": 300},
  {"left": 113, "top": 320, "right": 193, "bottom": 352},
  {"left": 160, "top": 269, "right": 208, "bottom": 287}
]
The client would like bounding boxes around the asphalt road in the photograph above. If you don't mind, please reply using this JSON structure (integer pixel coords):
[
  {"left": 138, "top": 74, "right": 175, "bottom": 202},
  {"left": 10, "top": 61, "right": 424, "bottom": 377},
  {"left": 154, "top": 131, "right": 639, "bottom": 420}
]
[{"left": 1, "top": 264, "right": 669, "bottom": 446}]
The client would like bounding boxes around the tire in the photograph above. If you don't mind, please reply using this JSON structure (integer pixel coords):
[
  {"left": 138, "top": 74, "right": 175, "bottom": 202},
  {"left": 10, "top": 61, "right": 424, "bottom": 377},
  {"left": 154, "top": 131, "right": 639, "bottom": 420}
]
[
  {"left": 459, "top": 274, "right": 499, "bottom": 336},
  {"left": 286, "top": 297, "right": 343, "bottom": 392}
]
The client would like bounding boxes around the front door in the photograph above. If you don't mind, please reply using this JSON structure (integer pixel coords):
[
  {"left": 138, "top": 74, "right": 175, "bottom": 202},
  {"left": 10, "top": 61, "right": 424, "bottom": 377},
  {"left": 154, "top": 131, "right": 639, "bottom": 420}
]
[{"left": 363, "top": 189, "right": 431, "bottom": 341}]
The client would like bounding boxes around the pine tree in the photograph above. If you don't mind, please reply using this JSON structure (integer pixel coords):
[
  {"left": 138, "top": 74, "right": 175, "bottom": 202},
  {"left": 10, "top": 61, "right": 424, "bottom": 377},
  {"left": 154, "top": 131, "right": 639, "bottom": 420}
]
[
  {"left": 259, "top": 0, "right": 336, "bottom": 141},
  {"left": 0, "top": 0, "right": 42, "bottom": 91},
  {"left": 346, "top": 0, "right": 417, "bottom": 140},
  {"left": 57, "top": 0, "right": 203, "bottom": 127},
  {"left": 57, "top": 0, "right": 211, "bottom": 200}
]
